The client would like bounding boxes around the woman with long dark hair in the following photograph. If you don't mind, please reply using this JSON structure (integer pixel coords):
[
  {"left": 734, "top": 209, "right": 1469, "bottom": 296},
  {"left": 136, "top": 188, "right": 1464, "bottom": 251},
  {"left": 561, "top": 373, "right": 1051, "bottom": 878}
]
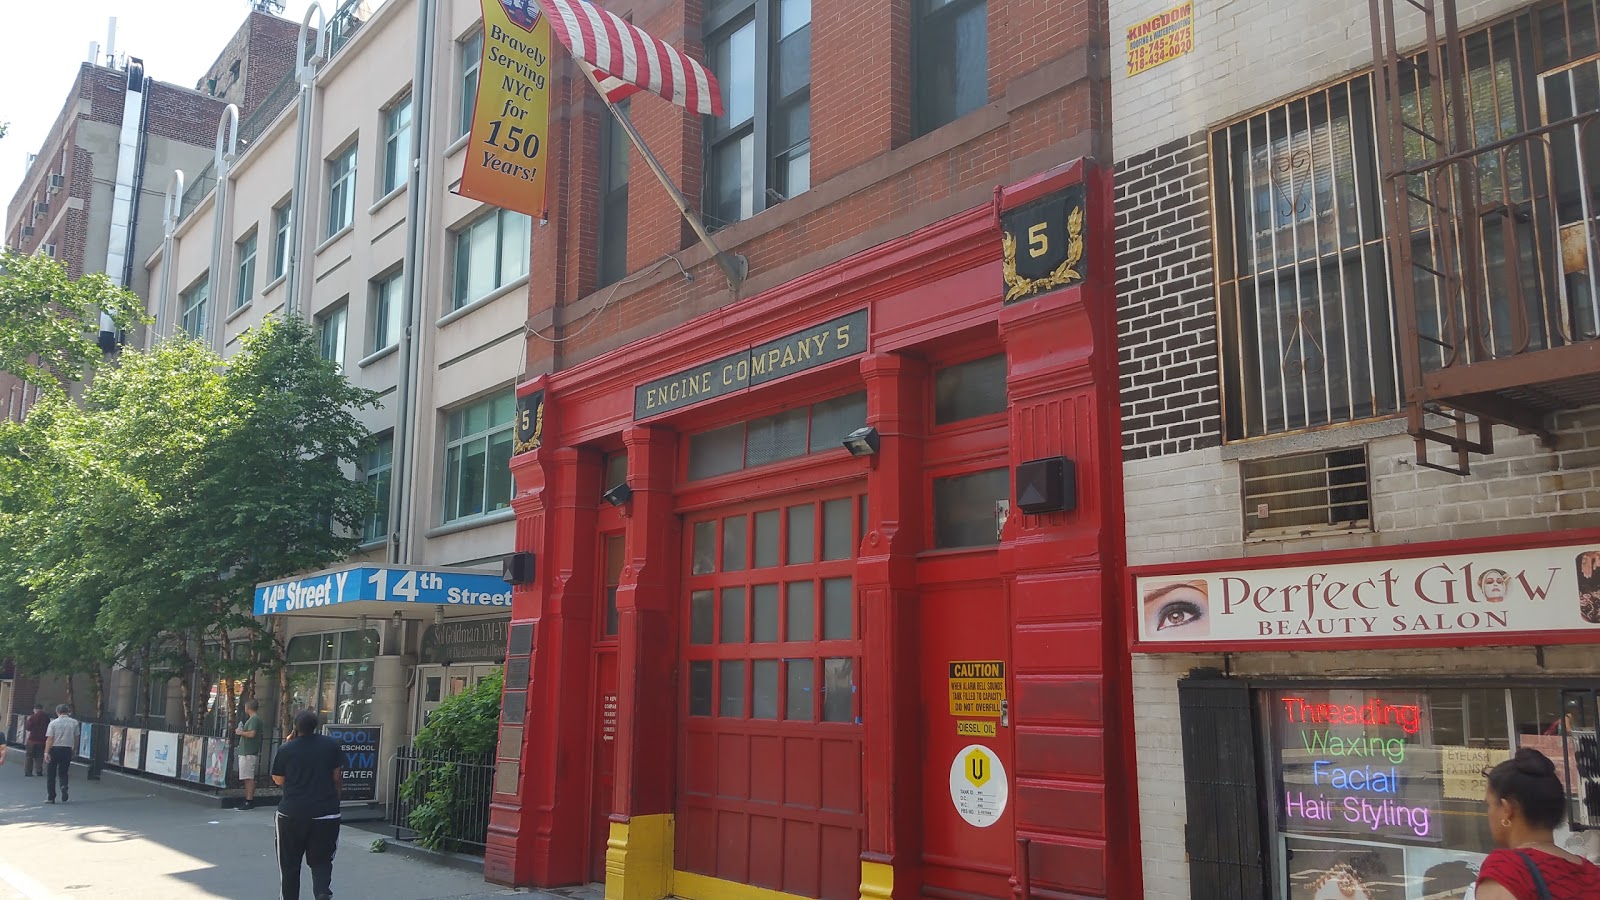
[{"left": 1475, "top": 748, "right": 1600, "bottom": 899}]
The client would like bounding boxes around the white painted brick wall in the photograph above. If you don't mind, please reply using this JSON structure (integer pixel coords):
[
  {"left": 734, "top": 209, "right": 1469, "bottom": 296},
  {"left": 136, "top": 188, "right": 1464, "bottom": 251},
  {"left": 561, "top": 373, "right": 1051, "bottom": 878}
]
[
  {"left": 1111, "top": 0, "right": 1533, "bottom": 159},
  {"left": 1127, "top": 407, "right": 1600, "bottom": 899}
]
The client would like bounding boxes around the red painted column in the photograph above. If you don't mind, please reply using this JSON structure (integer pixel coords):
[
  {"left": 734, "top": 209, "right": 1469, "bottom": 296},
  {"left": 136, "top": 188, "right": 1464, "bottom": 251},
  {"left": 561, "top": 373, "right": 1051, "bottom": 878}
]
[
  {"left": 994, "top": 162, "right": 1136, "bottom": 899},
  {"left": 607, "top": 425, "right": 681, "bottom": 881},
  {"left": 856, "top": 352, "right": 929, "bottom": 899},
  {"left": 489, "top": 397, "right": 602, "bottom": 886}
]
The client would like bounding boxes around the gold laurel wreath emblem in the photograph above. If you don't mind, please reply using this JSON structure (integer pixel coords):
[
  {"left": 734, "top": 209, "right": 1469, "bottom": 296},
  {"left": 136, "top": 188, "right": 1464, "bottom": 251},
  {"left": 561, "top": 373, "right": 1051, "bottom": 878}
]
[
  {"left": 1003, "top": 205, "right": 1085, "bottom": 304},
  {"left": 512, "top": 400, "right": 544, "bottom": 455}
]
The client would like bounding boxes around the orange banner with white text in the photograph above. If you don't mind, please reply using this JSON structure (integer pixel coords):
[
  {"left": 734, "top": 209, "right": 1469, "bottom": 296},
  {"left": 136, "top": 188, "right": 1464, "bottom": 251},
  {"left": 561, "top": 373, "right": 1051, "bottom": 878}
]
[{"left": 458, "top": 0, "right": 551, "bottom": 219}]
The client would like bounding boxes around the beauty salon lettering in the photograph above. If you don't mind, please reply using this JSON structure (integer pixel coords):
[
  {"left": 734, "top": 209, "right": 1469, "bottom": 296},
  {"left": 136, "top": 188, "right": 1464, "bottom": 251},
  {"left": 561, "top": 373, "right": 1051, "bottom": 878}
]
[
  {"left": 633, "top": 310, "right": 868, "bottom": 420},
  {"left": 1134, "top": 536, "right": 1600, "bottom": 646}
]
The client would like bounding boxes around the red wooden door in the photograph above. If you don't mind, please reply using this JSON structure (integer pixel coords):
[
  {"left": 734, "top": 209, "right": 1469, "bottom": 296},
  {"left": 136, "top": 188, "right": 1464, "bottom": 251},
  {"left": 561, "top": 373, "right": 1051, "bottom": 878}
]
[
  {"left": 919, "top": 570, "right": 1015, "bottom": 898},
  {"left": 676, "top": 490, "right": 866, "bottom": 899},
  {"left": 590, "top": 531, "right": 624, "bottom": 883}
]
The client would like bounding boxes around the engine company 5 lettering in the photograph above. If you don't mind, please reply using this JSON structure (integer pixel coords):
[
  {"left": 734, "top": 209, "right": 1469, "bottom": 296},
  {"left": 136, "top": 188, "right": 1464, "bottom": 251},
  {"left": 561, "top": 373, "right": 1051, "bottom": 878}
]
[{"left": 633, "top": 309, "right": 868, "bottom": 420}]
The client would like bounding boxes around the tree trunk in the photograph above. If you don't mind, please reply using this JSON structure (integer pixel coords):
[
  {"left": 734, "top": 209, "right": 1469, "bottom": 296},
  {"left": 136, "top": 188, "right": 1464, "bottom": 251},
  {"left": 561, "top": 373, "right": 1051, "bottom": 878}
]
[
  {"left": 92, "top": 670, "right": 105, "bottom": 718},
  {"left": 65, "top": 675, "right": 76, "bottom": 712}
]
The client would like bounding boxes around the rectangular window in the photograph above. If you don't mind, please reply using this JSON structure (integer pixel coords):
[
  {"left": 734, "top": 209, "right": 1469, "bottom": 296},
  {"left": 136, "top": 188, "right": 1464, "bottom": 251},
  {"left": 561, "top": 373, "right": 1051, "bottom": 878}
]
[
  {"left": 180, "top": 277, "right": 209, "bottom": 339},
  {"left": 603, "top": 533, "right": 625, "bottom": 637},
  {"left": 316, "top": 305, "right": 348, "bottom": 373},
  {"left": 272, "top": 202, "right": 292, "bottom": 279},
  {"left": 598, "top": 101, "right": 631, "bottom": 288},
  {"left": 1242, "top": 447, "right": 1370, "bottom": 539},
  {"left": 1257, "top": 686, "right": 1585, "bottom": 898},
  {"left": 459, "top": 32, "right": 483, "bottom": 138},
  {"left": 686, "top": 391, "right": 867, "bottom": 481},
  {"left": 452, "top": 209, "right": 531, "bottom": 310},
  {"left": 932, "top": 467, "right": 1009, "bottom": 548},
  {"left": 326, "top": 143, "right": 357, "bottom": 237},
  {"left": 234, "top": 232, "right": 257, "bottom": 311},
  {"left": 914, "top": 0, "right": 988, "bottom": 135},
  {"left": 1214, "top": 78, "right": 1399, "bottom": 439},
  {"left": 284, "top": 629, "right": 380, "bottom": 724},
  {"left": 935, "top": 354, "right": 1007, "bottom": 424},
  {"left": 383, "top": 94, "right": 413, "bottom": 195},
  {"left": 704, "top": 0, "right": 811, "bottom": 227},
  {"left": 363, "top": 434, "right": 393, "bottom": 543},
  {"left": 370, "top": 270, "right": 404, "bottom": 352},
  {"left": 442, "top": 391, "right": 515, "bottom": 523}
]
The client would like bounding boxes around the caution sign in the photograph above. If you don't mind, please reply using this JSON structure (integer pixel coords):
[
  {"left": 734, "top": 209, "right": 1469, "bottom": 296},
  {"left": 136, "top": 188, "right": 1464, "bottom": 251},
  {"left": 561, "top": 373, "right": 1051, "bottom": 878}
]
[
  {"left": 956, "top": 720, "right": 997, "bottom": 737},
  {"left": 948, "top": 660, "right": 1006, "bottom": 717},
  {"left": 949, "top": 744, "right": 1008, "bottom": 828}
]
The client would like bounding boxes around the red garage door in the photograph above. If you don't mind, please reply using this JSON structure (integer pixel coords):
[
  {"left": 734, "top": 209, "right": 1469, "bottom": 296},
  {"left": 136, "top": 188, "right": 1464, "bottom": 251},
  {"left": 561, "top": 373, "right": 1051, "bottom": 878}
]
[{"left": 677, "top": 490, "right": 866, "bottom": 899}]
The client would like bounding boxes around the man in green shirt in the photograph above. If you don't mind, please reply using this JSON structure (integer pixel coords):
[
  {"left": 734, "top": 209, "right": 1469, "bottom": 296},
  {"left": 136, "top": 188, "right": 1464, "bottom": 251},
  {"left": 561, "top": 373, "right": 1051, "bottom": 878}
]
[{"left": 235, "top": 699, "right": 265, "bottom": 810}]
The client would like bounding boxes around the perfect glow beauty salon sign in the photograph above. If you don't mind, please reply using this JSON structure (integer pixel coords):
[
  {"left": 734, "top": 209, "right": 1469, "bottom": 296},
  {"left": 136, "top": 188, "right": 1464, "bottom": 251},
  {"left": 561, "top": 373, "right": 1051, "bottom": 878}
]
[{"left": 1133, "top": 531, "right": 1600, "bottom": 648}]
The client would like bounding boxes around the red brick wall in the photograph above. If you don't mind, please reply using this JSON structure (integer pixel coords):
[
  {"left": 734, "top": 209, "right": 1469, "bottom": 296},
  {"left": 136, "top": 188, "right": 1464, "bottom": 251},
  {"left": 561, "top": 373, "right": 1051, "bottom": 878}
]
[{"left": 524, "top": 0, "right": 1109, "bottom": 374}]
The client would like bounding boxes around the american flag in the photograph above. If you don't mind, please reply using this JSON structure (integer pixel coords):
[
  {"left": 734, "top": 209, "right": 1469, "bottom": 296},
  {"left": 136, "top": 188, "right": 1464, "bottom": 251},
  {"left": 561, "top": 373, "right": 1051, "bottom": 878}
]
[{"left": 536, "top": 0, "right": 724, "bottom": 117}]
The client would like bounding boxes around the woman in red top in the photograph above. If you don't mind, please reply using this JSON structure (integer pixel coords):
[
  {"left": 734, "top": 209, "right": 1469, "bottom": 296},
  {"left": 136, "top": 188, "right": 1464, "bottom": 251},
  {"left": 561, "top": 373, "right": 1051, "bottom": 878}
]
[{"left": 1476, "top": 748, "right": 1600, "bottom": 899}]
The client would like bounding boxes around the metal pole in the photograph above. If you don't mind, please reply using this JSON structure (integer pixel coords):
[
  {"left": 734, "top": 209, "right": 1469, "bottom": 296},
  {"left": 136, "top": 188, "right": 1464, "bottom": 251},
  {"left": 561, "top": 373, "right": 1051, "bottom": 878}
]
[
  {"left": 288, "top": 5, "right": 329, "bottom": 320},
  {"left": 575, "top": 63, "right": 745, "bottom": 293},
  {"left": 155, "top": 170, "right": 184, "bottom": 339},
  {"left": 207, "top": 104, "right": 240, "bottom": 353}
]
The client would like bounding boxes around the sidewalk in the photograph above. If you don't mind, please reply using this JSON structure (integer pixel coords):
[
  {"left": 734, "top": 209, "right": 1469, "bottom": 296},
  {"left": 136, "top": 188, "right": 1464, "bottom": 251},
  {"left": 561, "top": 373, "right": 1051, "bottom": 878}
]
[{"left": 0, "top": 752, "right": 551, "bottom": 900}]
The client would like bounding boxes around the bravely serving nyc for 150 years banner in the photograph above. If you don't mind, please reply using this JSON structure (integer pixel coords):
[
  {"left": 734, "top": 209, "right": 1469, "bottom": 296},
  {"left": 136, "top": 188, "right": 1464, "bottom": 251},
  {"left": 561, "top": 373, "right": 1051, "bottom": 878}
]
[
  {"left": 458, "top": 0, "right": 551, "bottom": 218},
  {"left": 1135, "top": 535, "right": 1600, "bottom": 646}
]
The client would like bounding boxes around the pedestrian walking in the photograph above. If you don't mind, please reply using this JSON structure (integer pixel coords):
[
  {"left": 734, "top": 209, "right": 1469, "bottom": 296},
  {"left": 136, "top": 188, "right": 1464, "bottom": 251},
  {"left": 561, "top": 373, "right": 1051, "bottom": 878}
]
[
  {"left": 235, "top": 699, "right": 265, "bottom": 810},
  {"left": 23, "top": 704, "right": 48, "bottom": 777},
  {"left": 43, "top": 704, "right": 79, "bottom": 804},
  {"left": 271, "top": 711, "right": 343, "bottom": 900}
]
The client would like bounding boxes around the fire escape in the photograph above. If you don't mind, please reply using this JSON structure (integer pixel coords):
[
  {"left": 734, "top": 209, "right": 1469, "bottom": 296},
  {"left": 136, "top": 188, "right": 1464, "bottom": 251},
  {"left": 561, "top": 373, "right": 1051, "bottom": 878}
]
[{"left": 1370, "top": 0, "right": 1600, "bottom": 474}]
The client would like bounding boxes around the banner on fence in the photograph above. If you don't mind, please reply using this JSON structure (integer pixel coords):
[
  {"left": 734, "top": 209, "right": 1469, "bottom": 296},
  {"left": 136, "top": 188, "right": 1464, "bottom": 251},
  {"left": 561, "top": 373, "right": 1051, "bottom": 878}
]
[
  {"left": 108, "top": 726, "right": 126, "bottom": 767},
  {"left": 145, "top": 731, "right": 179, "bottom": 777},
  {"left": 181, "top": 735, "right": 205, "bottom": 782},
  {"left": 78, "top": 722, "right": 93, "bottom": 760},
  {"left": 326, "top": 724, "right": 380, "bottom": 802}
]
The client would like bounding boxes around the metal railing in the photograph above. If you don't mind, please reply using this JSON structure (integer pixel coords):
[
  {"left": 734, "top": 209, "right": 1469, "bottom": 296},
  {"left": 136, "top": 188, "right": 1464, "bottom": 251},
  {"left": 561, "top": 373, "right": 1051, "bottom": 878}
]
[{"left": 388, "top": 747, "right": 496, "bottom": 854}]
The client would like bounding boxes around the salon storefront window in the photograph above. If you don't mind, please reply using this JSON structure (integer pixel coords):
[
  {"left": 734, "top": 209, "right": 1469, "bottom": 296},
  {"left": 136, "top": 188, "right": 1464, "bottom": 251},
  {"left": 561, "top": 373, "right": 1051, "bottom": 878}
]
[
  {"left": 1259, "top": 685, "right": 1599, "bottom": 899},
  {"left": 285, "top": 629, "right": 379, "bottom": 725}
]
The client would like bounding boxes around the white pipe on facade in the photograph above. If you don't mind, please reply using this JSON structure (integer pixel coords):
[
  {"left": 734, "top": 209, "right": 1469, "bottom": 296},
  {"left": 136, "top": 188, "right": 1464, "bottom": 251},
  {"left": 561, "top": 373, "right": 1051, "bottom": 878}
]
[
  {"left": 206, "top": 104, "right": 240, "bottom": 353},
  {"left": 287, "top": 4, "right": 329, "bottom": 320},
  {"left": 154, "top": 170, "right": 184, "bottom": 339},
  {"left": 388, "top": 0, "right": 438, "bottom": 566}
]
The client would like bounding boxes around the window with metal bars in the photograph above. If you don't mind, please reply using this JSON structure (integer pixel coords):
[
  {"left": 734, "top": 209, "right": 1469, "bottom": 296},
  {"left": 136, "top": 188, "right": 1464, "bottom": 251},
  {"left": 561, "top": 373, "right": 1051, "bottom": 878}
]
[
  {"left": 1213, "top": 0, "right": 1600, "bottom": 440},
  {"left": 1239, "top": 447, "right": 1369, "bottom": 539}
]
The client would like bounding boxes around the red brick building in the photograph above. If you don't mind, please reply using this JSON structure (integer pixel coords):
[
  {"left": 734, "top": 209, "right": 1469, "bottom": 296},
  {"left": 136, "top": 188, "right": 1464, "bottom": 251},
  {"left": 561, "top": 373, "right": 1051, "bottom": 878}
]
[{"left": 489, "top": 0, "right": 1135, "bottom": 898}]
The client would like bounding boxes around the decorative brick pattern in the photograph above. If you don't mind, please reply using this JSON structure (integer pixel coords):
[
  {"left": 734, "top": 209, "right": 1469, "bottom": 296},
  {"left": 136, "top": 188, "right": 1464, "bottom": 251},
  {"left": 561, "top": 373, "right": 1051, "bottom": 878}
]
[{"left": 1114, "top": 130, "right": 1221, "bottom": 462}]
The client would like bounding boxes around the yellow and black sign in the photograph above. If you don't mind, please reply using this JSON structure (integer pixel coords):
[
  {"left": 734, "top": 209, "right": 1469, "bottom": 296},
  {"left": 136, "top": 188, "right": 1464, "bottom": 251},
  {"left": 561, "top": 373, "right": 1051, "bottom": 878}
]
[
  {"left": 633, "top": 309, "right": 869, "bottom": 420},
  {"left": 956, "top": 720, "right": 998, "bottom": 737},
  {"left": 1126, "top": 1, "right": 1195, "bottom": 77},
  {"left": 1001, "top": 183, "right": 1087, "bottom": 305},
  {"left": 458, "top": 0, "right": 551, "bottom": 219},
  {"left": 948, "top": 660, "right": 1006, "bottom": 717},
  {"left": 513, "top": 389, "right": 544, "bottom": 455}
]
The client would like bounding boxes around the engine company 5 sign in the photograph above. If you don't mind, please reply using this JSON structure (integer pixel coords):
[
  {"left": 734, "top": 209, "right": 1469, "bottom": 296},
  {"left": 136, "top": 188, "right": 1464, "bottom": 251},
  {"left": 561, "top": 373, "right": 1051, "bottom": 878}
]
[{"left": 1134, "top": 533, "right": 1600, "bottom": 647}]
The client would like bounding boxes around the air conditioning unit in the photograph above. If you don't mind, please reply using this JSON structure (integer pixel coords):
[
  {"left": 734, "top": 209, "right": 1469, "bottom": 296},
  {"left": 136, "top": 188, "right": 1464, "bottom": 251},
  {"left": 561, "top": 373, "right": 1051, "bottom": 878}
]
[
  {"left": 21, "top": 226, "right": 33, "bottom": 237},
  {"left": 34, "top": 202, "right": 48, "bottom": 216},
  {"left": 41, "top": 243, "right": 57, "bottom": 258},
  {"left": 48, "top": 174, "right": 64, "bottom": 191}
]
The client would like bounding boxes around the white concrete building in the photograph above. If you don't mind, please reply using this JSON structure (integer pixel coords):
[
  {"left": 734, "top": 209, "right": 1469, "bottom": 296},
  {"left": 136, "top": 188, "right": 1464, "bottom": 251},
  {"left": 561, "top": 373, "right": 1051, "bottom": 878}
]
[
  {"left": 143, "top": 0, "right": 529, "bottom": 801},
  {"left": 1113, "top": 0, "right": 1600, "bottom": 895}
]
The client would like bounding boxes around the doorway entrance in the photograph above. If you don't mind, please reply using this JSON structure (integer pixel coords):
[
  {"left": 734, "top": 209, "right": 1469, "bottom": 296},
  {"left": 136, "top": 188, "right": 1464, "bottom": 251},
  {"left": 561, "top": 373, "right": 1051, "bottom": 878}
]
[
  {"left": 414, "top": 664, "right": 500, "bottom": 733},
  {"left": 677, "top": 489, "right": 866, "bottom": 899}
]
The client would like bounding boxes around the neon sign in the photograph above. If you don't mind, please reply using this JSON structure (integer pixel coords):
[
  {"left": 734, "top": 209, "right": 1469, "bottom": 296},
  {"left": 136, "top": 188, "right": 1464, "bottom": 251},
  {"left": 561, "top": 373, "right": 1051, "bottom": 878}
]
[{"left": 1280, "top": 695, "right": 1422, "bottom": 735}]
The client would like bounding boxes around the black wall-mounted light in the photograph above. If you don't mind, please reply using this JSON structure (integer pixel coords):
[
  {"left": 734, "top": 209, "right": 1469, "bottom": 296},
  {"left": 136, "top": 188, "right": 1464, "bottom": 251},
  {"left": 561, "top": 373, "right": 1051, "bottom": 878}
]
[
  {"left": 602, "top": 482, "right": 633, "bottom": 507},
  {"left": 502, "top": 551, "right": 537, "bottom": 584},
  {"left": 841, "top": 426, "right": 880, "bottom": 457},
  {"left": 1015, "top": 456, "right": 1076, "bottom": 514}
]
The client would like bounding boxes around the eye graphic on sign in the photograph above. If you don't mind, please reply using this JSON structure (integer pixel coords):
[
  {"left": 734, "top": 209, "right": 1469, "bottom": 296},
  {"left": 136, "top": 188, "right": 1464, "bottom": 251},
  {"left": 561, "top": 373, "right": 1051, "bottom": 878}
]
[{"left": 1141, "top": 580, "right": 1209, "bottom": 638}]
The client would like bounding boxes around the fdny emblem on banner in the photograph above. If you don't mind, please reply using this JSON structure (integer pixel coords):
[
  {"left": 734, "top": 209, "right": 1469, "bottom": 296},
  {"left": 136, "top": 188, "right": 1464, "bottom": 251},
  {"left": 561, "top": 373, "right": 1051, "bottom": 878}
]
[
  {"left": 501, "top": 0, "right": 542, "bottom": 31},
  {"left": 1000, "top": 183, "right": 1087, "bottom": 304}
]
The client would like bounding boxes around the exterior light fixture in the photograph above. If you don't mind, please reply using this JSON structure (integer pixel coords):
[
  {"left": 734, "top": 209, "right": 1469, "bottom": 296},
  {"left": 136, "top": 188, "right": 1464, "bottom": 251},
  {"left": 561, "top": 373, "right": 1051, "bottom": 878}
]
[
  {"left": 841, "top": 426, "right": 880, "bottom": 457},
  {"left": 602, "top": 482, "right": 633, "bottom": 507},
  {"left": 434, "top": 606, "right": 445, "bottom": 626}
]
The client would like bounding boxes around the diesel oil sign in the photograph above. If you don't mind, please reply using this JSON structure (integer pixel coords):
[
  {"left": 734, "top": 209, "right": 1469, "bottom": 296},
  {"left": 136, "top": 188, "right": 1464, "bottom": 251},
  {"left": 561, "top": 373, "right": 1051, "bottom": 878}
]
[{"left": 633, "top": 309, "right": 868, "bottom": 420}]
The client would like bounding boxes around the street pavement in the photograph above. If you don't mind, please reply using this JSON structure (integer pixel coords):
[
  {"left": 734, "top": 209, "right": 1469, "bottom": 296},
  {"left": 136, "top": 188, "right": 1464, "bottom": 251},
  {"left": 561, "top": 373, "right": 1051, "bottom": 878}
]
[{"left": 0, "top": 752, "right": 546, "bottom": 900}]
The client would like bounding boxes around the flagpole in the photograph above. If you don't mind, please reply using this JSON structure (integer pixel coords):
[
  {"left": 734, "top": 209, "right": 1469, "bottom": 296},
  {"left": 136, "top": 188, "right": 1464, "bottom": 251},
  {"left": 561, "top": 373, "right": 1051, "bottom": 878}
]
[{"left": 576, "top": 63, "right": 746, "bottom": 294}]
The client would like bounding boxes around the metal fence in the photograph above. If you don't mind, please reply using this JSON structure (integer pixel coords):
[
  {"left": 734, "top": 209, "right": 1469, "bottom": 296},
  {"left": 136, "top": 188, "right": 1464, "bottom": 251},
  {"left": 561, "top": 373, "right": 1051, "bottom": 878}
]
[{"left": 387, "top": 747, "right": 496, "bottom": 854}]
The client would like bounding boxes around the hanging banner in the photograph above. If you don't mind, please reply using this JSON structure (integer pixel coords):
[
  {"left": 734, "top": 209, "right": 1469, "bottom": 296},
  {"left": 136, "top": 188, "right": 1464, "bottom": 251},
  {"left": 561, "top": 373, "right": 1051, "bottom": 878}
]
[{"left": 458, "top": 0, "right": 551, "bottom": 219}]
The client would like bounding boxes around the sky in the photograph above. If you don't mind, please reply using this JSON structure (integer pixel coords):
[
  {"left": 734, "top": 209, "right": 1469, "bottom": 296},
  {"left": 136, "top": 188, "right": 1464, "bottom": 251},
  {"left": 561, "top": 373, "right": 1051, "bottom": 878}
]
[{"left": 0, "top": 0, "right": 319, "bottom": 229}]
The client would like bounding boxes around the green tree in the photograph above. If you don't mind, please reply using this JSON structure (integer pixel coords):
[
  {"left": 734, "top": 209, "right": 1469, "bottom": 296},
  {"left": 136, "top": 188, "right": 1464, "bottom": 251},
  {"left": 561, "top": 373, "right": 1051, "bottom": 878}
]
[
  {"left": 0, "top": 316, "right": 379, "bottom": 728},
  {"left": 402, "top": 669, "right": 503, "bottom": 850},
  {"left": 0, "top": 249, "right": 145, "bottom": 389}
]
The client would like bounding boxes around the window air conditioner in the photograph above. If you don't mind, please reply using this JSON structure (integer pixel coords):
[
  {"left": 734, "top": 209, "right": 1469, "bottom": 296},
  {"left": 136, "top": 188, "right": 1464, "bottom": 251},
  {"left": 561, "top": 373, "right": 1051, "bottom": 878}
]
[
  {"left": 48, "top": 174, "right": 64, "bottom": 191},
  {"left": 34, "top": 202, "right": 48, "bottom": 215}
]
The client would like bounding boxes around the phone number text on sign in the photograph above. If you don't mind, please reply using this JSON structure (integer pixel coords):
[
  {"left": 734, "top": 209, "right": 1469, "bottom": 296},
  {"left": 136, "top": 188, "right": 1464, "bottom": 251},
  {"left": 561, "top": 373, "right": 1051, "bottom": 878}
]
[{"left": 1126, "top": 1, "right": 1195, "bottom": 76}]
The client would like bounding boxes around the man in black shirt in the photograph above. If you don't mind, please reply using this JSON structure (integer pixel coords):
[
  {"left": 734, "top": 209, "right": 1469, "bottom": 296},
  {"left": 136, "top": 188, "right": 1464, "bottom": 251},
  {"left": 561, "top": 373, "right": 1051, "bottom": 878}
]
[{"left": 271, "top": 711, "right": 343, "bottom": 900}]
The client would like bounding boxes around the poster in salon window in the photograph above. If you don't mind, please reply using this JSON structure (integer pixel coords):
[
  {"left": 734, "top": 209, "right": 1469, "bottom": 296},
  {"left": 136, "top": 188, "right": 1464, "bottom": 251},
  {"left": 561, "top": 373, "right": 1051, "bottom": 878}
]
[{"left": 1284, "top": 836, "right": 1406, "bottom": 900}]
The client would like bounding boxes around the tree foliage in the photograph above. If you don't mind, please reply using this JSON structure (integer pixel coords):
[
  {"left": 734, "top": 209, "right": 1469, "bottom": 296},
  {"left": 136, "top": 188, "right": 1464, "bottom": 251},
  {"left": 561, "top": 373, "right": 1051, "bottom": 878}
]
[
  {"left": 0, "top": 249, "right": 146, "bottom": 389},
  {"left": 402, "top": 669, "right": 503, "bottom": 850},
  {"left": 0, "top": 316, "right": 379, "bottom": 726}
]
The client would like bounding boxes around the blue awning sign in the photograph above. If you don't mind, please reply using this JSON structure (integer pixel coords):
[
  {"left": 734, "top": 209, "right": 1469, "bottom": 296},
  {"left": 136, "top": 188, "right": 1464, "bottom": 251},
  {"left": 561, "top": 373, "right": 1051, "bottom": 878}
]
[{"left": 254, "top": 565, "right": 511, "bottom": 616}]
